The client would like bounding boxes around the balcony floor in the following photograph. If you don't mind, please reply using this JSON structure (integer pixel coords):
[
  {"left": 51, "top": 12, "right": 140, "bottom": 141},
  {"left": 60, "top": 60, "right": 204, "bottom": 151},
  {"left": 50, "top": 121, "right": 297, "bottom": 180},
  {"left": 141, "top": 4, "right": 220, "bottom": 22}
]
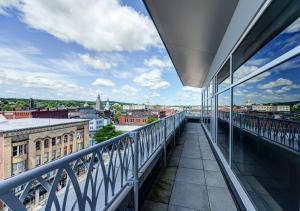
[{"left": 141, "top": 122, "right": 237, "bottom": 211}]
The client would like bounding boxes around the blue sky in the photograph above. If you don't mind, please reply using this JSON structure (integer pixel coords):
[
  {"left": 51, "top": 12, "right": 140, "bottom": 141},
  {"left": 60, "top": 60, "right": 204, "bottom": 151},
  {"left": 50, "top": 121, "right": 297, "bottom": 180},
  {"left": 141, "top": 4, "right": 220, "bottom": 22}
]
[{"left": 0, "top": 0, "right": 201, "bottom": 105}]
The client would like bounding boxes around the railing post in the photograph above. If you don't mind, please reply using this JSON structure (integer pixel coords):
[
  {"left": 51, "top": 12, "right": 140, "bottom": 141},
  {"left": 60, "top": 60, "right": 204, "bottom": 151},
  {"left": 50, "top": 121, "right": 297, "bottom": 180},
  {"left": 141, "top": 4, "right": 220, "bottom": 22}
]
[
  {"left": 164, "top": 119, "right": 167, "bottom": 167},
  {"left": 173, "top": 115, "right": 176, "bottom": 147},
  {"left": 132, "top": 131, "right": 139, "bottom": 211}
]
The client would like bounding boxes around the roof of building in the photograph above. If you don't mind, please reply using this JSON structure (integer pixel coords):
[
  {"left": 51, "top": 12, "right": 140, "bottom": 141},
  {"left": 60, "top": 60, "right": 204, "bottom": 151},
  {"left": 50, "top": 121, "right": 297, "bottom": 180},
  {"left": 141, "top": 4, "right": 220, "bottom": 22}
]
[{"left": 0, "top": 118, "right": 89, "bottom": 132}]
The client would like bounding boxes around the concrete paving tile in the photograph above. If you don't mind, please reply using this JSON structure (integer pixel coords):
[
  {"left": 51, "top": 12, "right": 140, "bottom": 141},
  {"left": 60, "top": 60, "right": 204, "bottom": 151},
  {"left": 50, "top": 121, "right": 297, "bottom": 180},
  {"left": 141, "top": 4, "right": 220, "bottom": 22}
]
[
  {"left": 161, "top": 167, "right": 177, "bottom": 181},
  {"left": 148, "top": 179, "right": 174, "bottom": 203},
  {"left": 168, "top": 156, "right": 180, "bottom": 167},
  {"left": 142, "top": 200, "right": 168, "bottom": 211},
  {"left": 179, "top": 158, "right": 203, "bottom": 170},
  {"left": 170, "top": 183, "right": 210, "bottom": 210},
  {"left": 181, "top": 150, "right": 201, "bottom": 159},
  {"left": 175, "top": 168, "right": 205, "bottom": 185},
  {"left": 204, "top": 170, "right": 227, "bottom": 188},
  {"left": 201, "top": 152, "right": 215, "bottom": 160},
  {"left": 207, "top": 187, "right": 237, "bottom": 211},
  {"left": 168, "top": 204, "right": 200, "bottom": 211},
  {"left": 203, "top": 160, "right": 220, "bottom": 172}
]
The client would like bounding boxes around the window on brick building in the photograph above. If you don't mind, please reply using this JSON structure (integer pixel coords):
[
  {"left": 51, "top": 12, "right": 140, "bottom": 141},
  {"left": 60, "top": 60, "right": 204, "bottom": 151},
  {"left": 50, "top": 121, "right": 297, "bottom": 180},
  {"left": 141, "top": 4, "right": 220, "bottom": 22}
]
[
  {"left": 35, "top": 141, "right": 40, "bottom": 150},
  {"left": 44, "top": 139, "right": 49, "bottom": 148},
  {"left": 52, "top": 138, "right": 56, "bottom": 146},
  {"left": 13, "top": 146, "right": 18, "bottom": 156}
]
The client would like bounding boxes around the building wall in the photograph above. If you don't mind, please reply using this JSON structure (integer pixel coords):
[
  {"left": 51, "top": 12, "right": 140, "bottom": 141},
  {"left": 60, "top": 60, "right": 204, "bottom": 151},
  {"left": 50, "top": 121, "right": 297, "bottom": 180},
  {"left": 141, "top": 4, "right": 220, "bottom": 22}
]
[
  {"left": 0, "top": 111, "right": 32, "bottom": 120},
  {"left": 1, "top": 121, "right": 89, "bottom": 179},
  {"left": 31, "top": 110, "right": 68, "bottom": 119},
  {"left": 118, "top": 116, "right": 148, "bottom": 125}
]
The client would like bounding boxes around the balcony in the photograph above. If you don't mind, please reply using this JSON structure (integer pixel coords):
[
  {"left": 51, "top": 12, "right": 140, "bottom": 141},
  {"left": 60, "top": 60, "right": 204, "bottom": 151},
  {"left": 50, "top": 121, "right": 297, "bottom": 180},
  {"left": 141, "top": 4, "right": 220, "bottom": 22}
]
[
  {"left": 141, "top": 122, "right": 237, "bottom": 211},
  {"left": 0, "top": 112, "right": 190, "bottom": 210},
  {"left": 0, "top": 111, "right": 239, "bottom": 211}
]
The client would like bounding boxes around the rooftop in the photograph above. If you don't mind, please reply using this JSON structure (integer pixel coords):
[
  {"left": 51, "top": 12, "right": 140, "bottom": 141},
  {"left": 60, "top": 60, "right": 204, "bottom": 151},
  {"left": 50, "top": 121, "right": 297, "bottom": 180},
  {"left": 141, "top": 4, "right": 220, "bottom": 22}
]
[{"left": 0, "top": 118, "right": 88, "bottom": 132}]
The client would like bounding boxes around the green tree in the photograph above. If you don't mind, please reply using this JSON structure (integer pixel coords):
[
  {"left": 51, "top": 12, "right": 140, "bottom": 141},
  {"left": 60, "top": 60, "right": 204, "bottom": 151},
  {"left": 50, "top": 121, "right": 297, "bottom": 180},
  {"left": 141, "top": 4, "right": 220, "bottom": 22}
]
[
  {"left": 93, "top": 124, "right": 123, "bottom": 144},
  {"left": 113, "top": 112, "right": 121, "bottom": 123},
  {"left": 147, "top": 116, "right": 157, "bottom": 124},
  {"left": 111, "top": 103, "right": 122, "bottom": 112}
]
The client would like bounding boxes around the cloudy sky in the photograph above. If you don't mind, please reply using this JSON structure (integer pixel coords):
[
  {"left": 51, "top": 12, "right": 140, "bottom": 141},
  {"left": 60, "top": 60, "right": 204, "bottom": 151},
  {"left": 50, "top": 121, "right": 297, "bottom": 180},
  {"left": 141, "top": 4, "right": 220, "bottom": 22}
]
[{"left": 0, "top": 0, "right": 201, "bottom": 105}]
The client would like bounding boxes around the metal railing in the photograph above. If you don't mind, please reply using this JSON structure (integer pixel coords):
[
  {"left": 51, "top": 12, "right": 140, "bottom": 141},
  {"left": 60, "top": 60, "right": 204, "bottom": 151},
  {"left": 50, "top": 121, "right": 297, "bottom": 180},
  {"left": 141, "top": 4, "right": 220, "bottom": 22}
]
[
  {"left": 217, "top": 111, "right": 300, "bottom": 153},
  {"left": 0, "top": 111, "right": 186, "bottom": 211}
]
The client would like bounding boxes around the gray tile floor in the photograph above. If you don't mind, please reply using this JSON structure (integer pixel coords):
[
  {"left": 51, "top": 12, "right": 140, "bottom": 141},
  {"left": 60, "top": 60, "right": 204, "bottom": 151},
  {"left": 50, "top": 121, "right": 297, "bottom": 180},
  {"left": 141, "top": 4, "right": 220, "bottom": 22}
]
[{"left": 141, "top": 123, "right": 237, "bottom": 211}]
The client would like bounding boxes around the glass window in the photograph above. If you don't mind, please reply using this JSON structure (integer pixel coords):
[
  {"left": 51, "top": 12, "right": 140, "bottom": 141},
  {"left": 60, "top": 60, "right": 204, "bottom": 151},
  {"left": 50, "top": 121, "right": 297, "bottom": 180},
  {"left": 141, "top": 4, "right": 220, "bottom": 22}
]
[
  {"left": 13, "top": 146, "right": 18, "bottom": 156},
  {"left": 44, "top": 152, "right": 49, "bottom": 163},
  {"left": 35, "top": 141, "right": 40, "bottom": 151},
  {"left": 70, "top": 134, "right": 74, "bottom": 142},
  {"left": 56, "top": 137, "right": 61, "bottom": 145},
  {"left": 233, "top": 17, "right": 300, "bottom": 83},
  {"left": 232, "top": 55, "right": 300, "bottom": 210},
  {"left": 207, "top": 98, "right": 211, "bottom": 131},
  {"left": 44, "top": 139, "right": 49, "bottom": 148},
  {"left": 12, "top": 161, "right": 26, "bottom": 176},
  {"left": 52, "top": 138, "right": 56, "bottom": 146},
  {"left": 217, "top": 60, "right": 230, "bottom": 91},
  {"left": 64, "top": 135, "right": 68, "bottom": 143},
  {"left": 52, "top": 150, "right": 56, "bottom": 160},
  {"left": 35, "top": 156, "right": 41, "bottom": 166},
  {"left": 217, "top": 90, "right": 230, "bottom": 161}
]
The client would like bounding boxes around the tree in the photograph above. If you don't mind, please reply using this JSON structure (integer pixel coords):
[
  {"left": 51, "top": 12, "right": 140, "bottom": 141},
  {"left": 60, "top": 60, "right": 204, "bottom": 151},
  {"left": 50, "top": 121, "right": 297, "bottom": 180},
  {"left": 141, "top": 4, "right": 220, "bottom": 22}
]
[
  {"left": 113, "top": 112, "right": 121, "bottom": 123},
  {"left": 147, "top": 116, "right": 157, "bottom": 124},
  {"left": 111, "top": 103, "right": 122, "bottom": 112},
  {"left": 93, "top": 124, "right": 123, "bottom": 144}
]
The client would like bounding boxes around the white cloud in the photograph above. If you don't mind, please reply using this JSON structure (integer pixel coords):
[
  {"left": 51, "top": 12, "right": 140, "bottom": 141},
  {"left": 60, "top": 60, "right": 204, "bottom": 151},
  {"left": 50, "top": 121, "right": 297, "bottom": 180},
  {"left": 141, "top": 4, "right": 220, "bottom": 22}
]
[
  {"left": 0, "top": 0, "right": 161, "bottom": 51},
  {"left": 112, "top": 70, "right": 132, "bottom": 79},
  {"left": 182, "top": 86, "right": 202, "bottom": 94},
  {"left": 234, "top": 65, "right": 258, "bottom": 81},
  {"left": 144, "top": 56, "right": 173, "bottom": 70},
  {"left": 149, "top": 92, "right": 160, "bottom": 98},
  {"left": 92, "top": 78, "right": 115, "bottom": 87},
  {"left": 79, "top": 54, "right": 116, "bottom": 70},
  {"left": 121, "top": 84, "right": 138, "bottom": 93},
  {"left": 0, "top": 67, "right": 84, "bottom": 93},
  {"left": 0, "top": 0, "right": 19, "bottom": 15},
  {"left": 258, "top": 78, "right": 293, "bottom": 89},
  {"left": 176, "top": 86, "right": 201, "bottom": 103},
  {"left": 133, "top": 69, "right": 170, "bottom": 89}
]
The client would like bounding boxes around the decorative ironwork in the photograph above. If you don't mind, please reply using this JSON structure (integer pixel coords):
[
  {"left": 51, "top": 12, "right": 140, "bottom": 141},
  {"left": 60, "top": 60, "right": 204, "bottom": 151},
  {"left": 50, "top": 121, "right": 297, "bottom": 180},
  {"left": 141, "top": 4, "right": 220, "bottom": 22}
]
[
  {"left": 218, "top": 111, "right": 300, "bottom": 153},
  {"left": 0, "top": 112, "right": 186, "bottom": 211}
]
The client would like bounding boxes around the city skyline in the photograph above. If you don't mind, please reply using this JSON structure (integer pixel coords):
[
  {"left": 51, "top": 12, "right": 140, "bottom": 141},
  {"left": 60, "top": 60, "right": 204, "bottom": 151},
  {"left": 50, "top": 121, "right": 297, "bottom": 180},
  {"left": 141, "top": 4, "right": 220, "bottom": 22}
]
[{"left": 0, "top": 0, "right": 201, "bottom": 106}]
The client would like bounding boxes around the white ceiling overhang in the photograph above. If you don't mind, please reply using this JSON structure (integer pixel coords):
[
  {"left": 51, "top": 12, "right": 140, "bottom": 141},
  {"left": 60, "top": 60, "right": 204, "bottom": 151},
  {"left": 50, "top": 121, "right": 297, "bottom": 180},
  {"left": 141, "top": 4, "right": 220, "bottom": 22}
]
[{"left": 143, "top": 0, "right": 239, "bottom": 87}]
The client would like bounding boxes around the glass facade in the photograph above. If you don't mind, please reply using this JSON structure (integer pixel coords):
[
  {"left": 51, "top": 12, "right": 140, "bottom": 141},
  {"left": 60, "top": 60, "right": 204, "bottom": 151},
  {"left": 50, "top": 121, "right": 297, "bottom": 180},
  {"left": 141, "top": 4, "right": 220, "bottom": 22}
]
[
  {"left": 217, "top": 90, "right": 230, "bottom": 161},
  {"left": 201, "top": 14, "right": 300, "bottom": 211}
]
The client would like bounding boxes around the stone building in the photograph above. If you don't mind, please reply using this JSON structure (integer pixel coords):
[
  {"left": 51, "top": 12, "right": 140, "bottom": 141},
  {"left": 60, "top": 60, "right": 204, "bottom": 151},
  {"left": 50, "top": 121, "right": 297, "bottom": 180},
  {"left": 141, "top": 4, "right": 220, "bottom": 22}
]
[{"left": 0, "top": 118, "right": 89, "bottom": 180}]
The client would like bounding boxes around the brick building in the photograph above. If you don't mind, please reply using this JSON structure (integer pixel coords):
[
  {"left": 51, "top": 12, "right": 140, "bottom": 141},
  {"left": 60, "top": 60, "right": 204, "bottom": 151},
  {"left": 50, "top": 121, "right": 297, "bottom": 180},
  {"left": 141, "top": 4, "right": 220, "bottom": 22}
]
[{"left": 118, "top": 115, "right": 150, "bottom": 125}]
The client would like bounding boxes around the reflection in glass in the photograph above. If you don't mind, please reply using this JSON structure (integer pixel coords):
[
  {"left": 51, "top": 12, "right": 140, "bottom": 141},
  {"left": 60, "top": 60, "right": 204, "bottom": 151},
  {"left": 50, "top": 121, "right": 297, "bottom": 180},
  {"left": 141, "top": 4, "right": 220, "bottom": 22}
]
[
  {"left": 217, "top": 90, "right": 230, "bottom": 161},
  {"left": 207, "top": 98, "right": 211, "bottom": 131},
  {"left": 232, "top": 55, "right": 300, "bottom": 210},
  {"left": 233, "top": 17, "right": 300, "bottom": 82},
  {"left": 217, "top": 60, "right": 230, "bottom": 91}
]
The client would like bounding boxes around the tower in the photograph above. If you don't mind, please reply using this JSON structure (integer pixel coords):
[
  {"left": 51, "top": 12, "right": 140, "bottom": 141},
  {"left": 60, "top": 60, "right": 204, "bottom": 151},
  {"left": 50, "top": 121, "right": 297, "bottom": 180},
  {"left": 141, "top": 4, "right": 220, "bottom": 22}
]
[
  {"left": 28, "top": 97, "right": 34, "bottom": 110},
  {"left": 95, "top": 93, "right": 103, "bottom": 111},
  {"left": 105, "top": 98, "right": 110, "bottom": 110}
]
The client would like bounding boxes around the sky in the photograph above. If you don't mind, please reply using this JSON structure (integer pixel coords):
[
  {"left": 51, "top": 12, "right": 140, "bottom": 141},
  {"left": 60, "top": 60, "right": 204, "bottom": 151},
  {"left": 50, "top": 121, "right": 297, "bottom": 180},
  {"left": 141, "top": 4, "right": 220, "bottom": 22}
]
[{"left": 0, "top": 0, "right": 202, "bottom": 105}]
